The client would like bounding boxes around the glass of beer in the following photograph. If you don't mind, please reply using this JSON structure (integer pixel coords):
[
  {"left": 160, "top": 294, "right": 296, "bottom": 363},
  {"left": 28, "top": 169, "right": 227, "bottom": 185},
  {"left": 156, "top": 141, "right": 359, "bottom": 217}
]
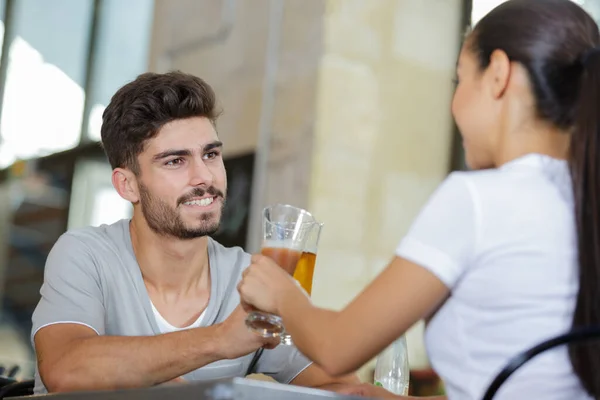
[
  {"left": 293, "top": 221, "right": 322, "bottom": 295},
  {"left": 245, "top": 204, "right": 314, "bottom": 338},
  {"left": 279, "top": 220, "right": 323, "bottom": 345}
]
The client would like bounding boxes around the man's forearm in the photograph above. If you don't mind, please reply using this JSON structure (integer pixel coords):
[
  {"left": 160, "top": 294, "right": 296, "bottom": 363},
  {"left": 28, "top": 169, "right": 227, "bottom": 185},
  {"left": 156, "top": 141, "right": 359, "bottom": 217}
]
[{"left": 42, "top": 325, "right": 224, "bottom": 392}]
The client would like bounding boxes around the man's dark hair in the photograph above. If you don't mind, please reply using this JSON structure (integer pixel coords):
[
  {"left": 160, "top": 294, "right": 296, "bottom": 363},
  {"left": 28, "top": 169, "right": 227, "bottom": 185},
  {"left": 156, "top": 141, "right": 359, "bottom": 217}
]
[{"left": 100, "top": 71, "right": 221, "bottom": 174}]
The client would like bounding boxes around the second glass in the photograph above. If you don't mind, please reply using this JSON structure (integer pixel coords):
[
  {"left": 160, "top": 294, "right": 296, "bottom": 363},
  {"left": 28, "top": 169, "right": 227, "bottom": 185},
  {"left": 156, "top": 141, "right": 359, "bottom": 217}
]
[
  {"left": 293, "top": 221, "right": 322, "bottom": 295},
  {"left": 280, "top": 221, "right": 323, "bottom": 345},
  {"left": 245, "top": 204, "right": 316, "bottom": 338}
]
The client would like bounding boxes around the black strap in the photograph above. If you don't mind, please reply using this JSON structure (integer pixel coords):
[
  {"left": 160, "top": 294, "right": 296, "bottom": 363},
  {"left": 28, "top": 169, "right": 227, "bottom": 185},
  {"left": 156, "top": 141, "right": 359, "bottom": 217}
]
[
  {"left": 481, "top": 326, "right": 600, "bottom": 400},
  {"left": 245, "top": 348, "right": 264, "bottom": 375},
  {"left": 0, "top": 379, "right": 34, "bottom": 399}
]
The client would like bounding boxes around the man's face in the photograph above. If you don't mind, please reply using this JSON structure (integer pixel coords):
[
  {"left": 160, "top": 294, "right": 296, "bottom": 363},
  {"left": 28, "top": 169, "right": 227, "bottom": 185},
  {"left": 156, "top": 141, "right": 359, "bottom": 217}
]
[{"left": 134, "top": 117, "right": 227, "bottom": 239}]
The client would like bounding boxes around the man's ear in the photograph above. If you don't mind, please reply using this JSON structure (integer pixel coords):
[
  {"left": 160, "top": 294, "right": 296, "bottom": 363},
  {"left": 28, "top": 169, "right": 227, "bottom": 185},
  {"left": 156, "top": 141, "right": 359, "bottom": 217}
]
[{"left": 112, "top": 168, "right": 140, "bottom": 203}]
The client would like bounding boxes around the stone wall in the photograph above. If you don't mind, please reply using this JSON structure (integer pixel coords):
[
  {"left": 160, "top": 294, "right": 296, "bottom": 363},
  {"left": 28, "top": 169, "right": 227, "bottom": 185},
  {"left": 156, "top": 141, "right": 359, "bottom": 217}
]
[
  {"left": 149, "top": 0, "right": 463, "bottom": 379},
  {"left": 309, "top": 0, "right": 462, "bottom": 373}
]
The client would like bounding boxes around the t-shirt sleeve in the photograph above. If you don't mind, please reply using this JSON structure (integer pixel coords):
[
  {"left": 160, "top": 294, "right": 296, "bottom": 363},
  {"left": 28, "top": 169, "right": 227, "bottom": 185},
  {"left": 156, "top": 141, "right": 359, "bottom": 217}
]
[
  {"left": 395, "top": 172, "right": 480, "bottom": 288},
  {"left": 31, "top": 233, "right": 106, "bottom": 344},
  {"left": 254, "top": 345, "right": 312, "bottom": 384}
]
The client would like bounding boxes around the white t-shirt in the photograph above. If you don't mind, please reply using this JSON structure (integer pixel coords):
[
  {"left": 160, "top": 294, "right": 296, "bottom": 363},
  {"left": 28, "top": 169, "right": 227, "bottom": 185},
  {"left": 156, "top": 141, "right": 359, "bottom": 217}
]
[
  {"left": 396, "top": 153, "right": 591, "bottom": 400},
  {"left": 150, "top": 302, "right": 206, "bottom": 333}
]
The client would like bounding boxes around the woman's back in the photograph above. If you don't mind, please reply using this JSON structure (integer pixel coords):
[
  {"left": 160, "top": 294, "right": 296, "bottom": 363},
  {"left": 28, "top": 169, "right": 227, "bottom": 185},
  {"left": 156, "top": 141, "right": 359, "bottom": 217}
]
[{"left": 397, "top": 153, "right": 589, "bottom": 399}]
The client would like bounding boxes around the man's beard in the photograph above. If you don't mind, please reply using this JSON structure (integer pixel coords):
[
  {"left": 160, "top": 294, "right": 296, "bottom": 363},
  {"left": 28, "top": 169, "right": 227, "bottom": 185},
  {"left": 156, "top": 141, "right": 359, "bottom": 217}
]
[{"left": 138, "top": 184, "right": 225, "bottom": 240}]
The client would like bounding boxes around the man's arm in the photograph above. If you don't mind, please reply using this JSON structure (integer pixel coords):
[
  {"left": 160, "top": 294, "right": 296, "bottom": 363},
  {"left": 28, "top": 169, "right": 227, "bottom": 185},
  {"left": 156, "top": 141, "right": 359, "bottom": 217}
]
[
  {"left": 36, "top": 324, "right": 218, "bottom": 392},
  {"left": 36, "top": 306, "right": 277, "bottom": 392}
]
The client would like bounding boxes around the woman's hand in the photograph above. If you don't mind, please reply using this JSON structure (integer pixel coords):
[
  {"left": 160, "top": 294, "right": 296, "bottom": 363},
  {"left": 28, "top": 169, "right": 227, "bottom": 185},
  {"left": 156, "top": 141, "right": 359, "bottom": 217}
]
[{"left": 237, "top": 254, "right": 308, "bottom": 315}]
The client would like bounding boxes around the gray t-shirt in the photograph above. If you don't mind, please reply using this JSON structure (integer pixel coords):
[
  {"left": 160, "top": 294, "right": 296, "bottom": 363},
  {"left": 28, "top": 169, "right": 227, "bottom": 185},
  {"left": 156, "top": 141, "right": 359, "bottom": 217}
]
[{"left": 31, "top": 219, "right": 311, "bottom": 394}]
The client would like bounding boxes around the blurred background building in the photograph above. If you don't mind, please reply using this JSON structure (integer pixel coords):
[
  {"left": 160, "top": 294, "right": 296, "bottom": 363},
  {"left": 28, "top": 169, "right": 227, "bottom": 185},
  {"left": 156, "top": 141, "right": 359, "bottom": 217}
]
[{"left": 0, "top": 0, "right": 598, "bottom": 393}]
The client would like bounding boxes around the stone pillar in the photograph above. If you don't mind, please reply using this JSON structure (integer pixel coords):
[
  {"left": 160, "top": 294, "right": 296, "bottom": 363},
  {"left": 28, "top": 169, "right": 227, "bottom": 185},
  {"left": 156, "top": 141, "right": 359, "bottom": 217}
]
[
  {"left": 149, "top": 0, "right": 324, "bottom": 252},
  {"left": 148, "top": 0, "right": 464, "bottom": 380},
  {"left": 307, "top": 0, "right": 463, "bottom": 376}
]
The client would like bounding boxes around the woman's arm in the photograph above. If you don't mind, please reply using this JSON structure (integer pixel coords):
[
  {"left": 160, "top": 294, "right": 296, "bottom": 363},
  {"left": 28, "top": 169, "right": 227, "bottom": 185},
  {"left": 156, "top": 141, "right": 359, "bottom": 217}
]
[{"left": 239, "top": 254, "right": 449, "bottom": 376}]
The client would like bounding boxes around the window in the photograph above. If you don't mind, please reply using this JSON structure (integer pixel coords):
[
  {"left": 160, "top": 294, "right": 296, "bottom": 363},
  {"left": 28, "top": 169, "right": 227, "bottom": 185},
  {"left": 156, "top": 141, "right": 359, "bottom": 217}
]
[
  {"left": 86, "top": 0, "right": 154, "bottom": 141},
  {"left": 68, "top": 160, "right": 132, "bottom": 230},
  {"left": 0, "top": 0, "right": 94, "bottom": 168},
  {"left": 0, "top": 0, "right": 6, "bottom": 64},
  {"left": 472, "top": 0, "right": 599, "bottom": 25},
  {"left": 0, "top": 0, "right": 155, "bottom": 165},
  {"left": 0, "top": 1, "right": 154, "bottom": 370}
]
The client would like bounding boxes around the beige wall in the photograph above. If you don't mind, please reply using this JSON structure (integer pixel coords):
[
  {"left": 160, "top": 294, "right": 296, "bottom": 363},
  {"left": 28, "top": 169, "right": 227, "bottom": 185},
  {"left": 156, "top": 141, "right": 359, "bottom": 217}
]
[
  {"left": 149, "top": 0, "right": 272, "bottom": 157},
  {"left": 149, "top": 0, "right": 325, "bottom": 251},
  {"left": 149, "top": 0, "right": 463, "bottom": 380},
  {"left": 308, "top": 0, "right": 462, "bottom": 373}
]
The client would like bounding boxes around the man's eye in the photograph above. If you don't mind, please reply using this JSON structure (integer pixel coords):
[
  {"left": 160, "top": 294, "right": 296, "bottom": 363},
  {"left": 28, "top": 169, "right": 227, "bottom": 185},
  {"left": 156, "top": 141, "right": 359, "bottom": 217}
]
[
  {"left": 203, "top": 151, "right": 219, "bottom": 160},
  {"left": 165, "top": 158, "right": 184, "bottom": 166}
]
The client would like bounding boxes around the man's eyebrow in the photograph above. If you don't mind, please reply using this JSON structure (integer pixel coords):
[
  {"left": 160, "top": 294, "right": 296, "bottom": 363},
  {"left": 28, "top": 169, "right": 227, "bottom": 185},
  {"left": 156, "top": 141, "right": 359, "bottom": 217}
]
[
  {"left": 151, "top": 142, "right": 223, "bottom": 162},
  {"left": 151, "top": 149, "right": 192, "bottom": 162},
  {"left": 204, "top": 141, "right": 223, "bottom": 151}
]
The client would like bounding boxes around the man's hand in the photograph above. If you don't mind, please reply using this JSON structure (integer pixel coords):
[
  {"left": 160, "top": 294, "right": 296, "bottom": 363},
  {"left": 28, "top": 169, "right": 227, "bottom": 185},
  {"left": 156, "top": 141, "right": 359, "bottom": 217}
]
[{"left": 215, "top": 305, "right": 280, "bottom": 360}]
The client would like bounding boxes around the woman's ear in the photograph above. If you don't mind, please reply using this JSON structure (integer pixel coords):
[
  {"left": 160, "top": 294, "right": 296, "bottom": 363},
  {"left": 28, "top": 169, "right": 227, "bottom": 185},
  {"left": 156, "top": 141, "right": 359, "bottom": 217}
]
[{"left": 486, "top": 49, "right": 511, "bottom": 99}]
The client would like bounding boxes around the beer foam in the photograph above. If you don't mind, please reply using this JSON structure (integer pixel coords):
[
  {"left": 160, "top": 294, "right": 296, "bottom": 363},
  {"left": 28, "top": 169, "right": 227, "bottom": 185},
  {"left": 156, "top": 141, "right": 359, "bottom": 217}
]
[{"left": 262, "top": 239, "right": 304, "bottom": 251}]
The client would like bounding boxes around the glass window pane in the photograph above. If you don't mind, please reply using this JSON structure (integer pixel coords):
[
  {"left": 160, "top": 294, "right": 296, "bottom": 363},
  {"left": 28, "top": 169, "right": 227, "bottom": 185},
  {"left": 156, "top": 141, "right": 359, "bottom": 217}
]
[
  {"left": 0, "top": 0, "right": 94, "bottom": 168},
  {"left": 0, "top": 0, "right": 5, "bottom": 65},
  {"left": 472, "top": 0, "right": 596, "bottom": 25},
  {"left": 87, "top": 0, "right": 154, "bottom": 141},
  {"left": 471, "top": 0, "right": 507, "bottom": 25},
  {"left": 579, "top": 0, "right": 600, "bottom": 22},
  {"left": 68, "top": 160, "right": 132, "bottom": 230}
]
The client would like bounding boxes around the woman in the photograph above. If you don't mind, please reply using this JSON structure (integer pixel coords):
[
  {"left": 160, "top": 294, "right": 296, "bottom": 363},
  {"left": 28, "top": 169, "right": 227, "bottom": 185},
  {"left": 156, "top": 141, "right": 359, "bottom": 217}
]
[{"left": 238, "top": 1, "right": 600, "bottom": 399}]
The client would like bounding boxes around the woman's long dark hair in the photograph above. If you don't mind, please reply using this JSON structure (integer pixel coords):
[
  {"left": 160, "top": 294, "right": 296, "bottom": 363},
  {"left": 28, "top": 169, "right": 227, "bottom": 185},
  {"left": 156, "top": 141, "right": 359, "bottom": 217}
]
[{"left": 471, "top": 0, "right": 600, "bottom": 396}]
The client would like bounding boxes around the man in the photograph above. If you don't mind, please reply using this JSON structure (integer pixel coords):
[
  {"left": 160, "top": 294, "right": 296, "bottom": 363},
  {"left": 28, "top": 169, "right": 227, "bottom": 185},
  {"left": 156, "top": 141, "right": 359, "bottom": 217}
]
[{"left": 31, "top": 72, "right": 360, "bottom": 394}]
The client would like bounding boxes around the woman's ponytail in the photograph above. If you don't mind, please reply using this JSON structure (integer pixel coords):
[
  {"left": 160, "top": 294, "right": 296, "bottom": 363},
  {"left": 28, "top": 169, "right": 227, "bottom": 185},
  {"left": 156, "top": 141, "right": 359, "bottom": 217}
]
[{"left": 568, "top": 47, "right": 600, "bottom": 398}]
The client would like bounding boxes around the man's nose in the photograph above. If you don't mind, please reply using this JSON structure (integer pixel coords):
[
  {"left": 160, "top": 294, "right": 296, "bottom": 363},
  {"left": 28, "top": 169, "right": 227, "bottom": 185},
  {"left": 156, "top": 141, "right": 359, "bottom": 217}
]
[{"left": 189, "top": 160, "right": 214, "bottom": 187}]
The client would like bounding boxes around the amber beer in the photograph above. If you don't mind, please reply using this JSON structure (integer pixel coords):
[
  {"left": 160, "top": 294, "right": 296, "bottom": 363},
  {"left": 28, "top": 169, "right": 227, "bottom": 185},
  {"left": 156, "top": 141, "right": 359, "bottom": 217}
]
[
  {"left": 246, "top": 204, "right": 317, "bottom": 339},
  {"left": 261, "top": 246, "right": 302, "bottom": 275},
  {"left": 261, "top": 246, "right": 315, "bottom": 294},
  {"left": 293, "top": 251, "right": 316, "bottom": 295}
]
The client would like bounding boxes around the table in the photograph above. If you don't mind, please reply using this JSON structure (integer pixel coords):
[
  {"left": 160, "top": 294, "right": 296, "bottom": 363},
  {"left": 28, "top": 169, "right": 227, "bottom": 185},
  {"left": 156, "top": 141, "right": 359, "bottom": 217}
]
[{"left": 19, "top": 377, "right": 371, "bottom": 400}]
